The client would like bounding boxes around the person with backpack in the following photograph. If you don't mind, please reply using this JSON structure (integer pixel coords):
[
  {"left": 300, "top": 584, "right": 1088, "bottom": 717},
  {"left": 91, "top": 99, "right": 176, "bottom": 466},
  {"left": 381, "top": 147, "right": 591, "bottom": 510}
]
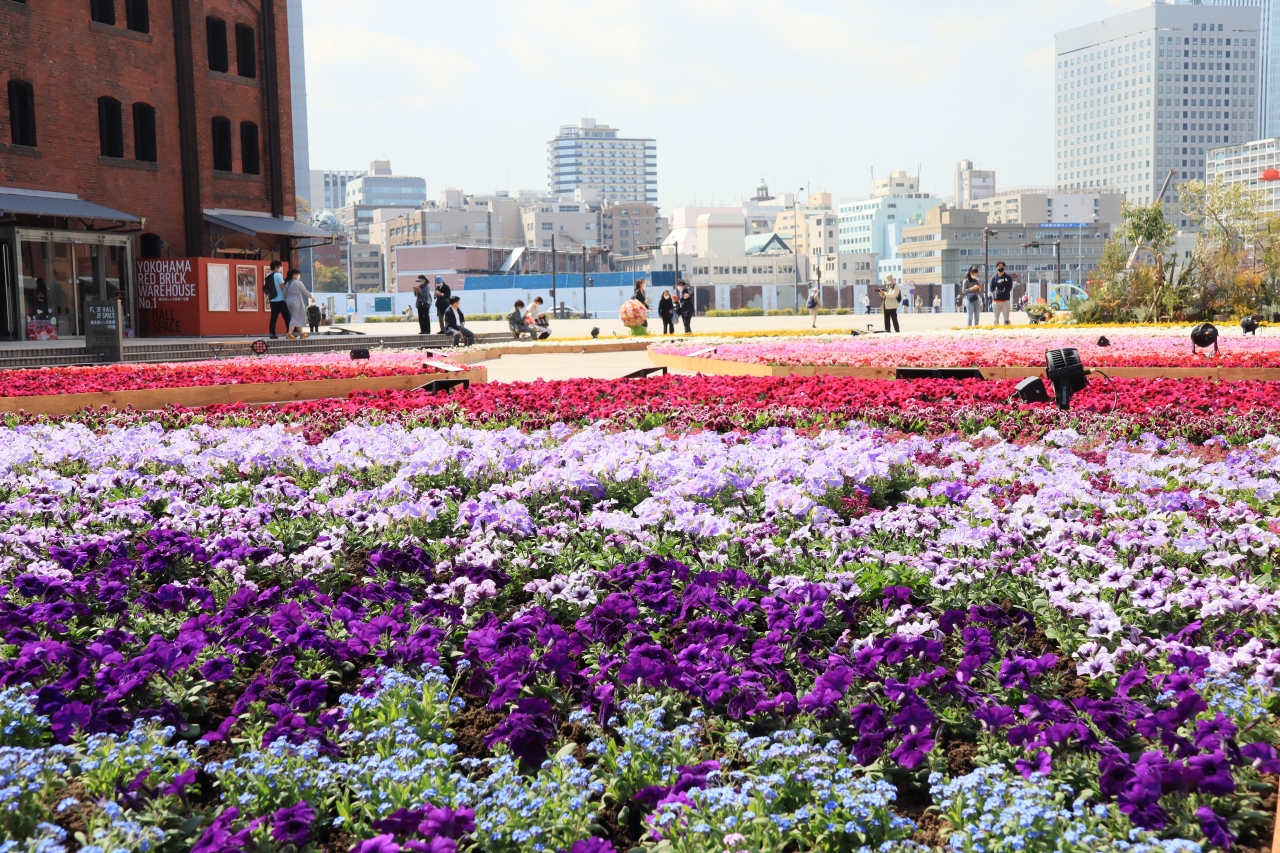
[
  {"left": 265, "top": 260, "right": 288, "bottom": 338},
  {"left": 807, "top": 287, "right": 820, "bottom": 328},
  {"left": 413, "top": 284, "right": 433, "bottom": 335}
]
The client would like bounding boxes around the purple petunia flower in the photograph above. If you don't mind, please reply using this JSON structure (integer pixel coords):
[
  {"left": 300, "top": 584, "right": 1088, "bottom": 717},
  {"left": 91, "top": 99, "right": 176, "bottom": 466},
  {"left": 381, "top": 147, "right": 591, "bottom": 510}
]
[
  {"left": 1015, "top": 750, "right": 1052, "bottom": 778},
  {"left": 569, "top": 840, "right": 615, "bottom": 853},
  {"left": 1196, "top": 806, "right": 1236, "bottom": 850},
  {"left": 890, "top": 730, "right": 934, "bottom": 769},
  {"left": 350, "top": 835, "right": 402, "bottom": 853},
  {"left": 271, "top": 800, "right": 316, "bottom": 848},
  {"left": 200, "top": 657, "right": 235, "bottom": 682}
]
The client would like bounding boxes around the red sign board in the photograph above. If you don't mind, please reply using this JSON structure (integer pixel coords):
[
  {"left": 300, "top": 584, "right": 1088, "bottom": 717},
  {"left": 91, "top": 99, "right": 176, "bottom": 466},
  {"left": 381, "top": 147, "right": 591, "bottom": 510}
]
[{"left": 136, "top": 259, "right": 201, "bottom": 336}]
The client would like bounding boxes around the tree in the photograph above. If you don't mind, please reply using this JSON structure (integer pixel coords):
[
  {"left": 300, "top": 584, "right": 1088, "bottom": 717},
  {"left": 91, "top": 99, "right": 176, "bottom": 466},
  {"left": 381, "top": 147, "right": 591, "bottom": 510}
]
[
  {"left": 295, "top": 195, "right": 311, "bottom": 218},
  {"left": 1178, "top": 176, "right": 1259, "bottom": 252},
  {"left": 312, "top": 262, "right": 347, "bottom": 292}
]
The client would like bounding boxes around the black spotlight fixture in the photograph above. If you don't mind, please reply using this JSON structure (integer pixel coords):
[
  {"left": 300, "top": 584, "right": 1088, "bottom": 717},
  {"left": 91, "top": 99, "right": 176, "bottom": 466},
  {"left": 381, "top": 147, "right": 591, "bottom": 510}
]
[
  {"left": 1015, "top": 376, "right": 1052, "bottom": 404},
  {"left": 1190, "top": 323, "right": 1220, "bottom": 355},
  {"left": 1242, "top": 315, "right": 1261, "bottom": 336},
  {"left": 350, "top": 348, "right": 371, "bottom": 360},
  {"left": 850, "top": 329, "right": 863, "bottom": 336},
  {"left": 250, "top": 339, "right": 269, "bottom": 356},
  {"left": 590, "top": 327, "right": 600, "bottom": 339},
  {"left": 1097, "top": 336, "right": 1111, "bottom": 347},
  {"left": 1045, "top": 347, "right": 1088, "bottom": 411}
]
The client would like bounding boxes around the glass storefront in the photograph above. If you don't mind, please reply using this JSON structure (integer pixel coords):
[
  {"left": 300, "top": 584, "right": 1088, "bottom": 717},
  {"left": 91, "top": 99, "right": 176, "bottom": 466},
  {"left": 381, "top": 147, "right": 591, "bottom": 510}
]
[{"left": 1, "top": 229, "right": 135, "bottom": 340}]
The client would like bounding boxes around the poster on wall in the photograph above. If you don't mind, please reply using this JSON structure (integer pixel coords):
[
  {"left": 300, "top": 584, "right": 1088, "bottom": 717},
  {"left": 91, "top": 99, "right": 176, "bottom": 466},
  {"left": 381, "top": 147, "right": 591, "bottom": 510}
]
[
  {"left": 135, "top": 259, "right": 200, "bottom": 336},
  {"left": 208, "top": 264, "right": 231, "bottom": 312},
  {"left": 235, "top": 266, "right": 258, "bottom": 312}
]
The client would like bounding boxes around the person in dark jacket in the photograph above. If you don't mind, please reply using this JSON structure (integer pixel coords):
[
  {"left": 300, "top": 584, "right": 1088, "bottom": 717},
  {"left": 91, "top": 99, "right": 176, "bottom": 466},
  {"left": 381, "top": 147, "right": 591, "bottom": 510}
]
[
  {"left": 657, "top": 290, "right": 675, "bottom": 334},
  {"left": 443, "top": 296, "right": 474, "bottom": 346},
  {"left": 676, "top": 280, "right": 694, "bottom": 333},
  {"left": 413, "top": 285, "right": 434, "bottom": 335},
  {"left": 989, "top": 262, "right": 1014, "bottom": 326},
  {"left": 306, "top": 299, "right": 322, "bottom": 335},
  {"left": 631, "top": 279, "right": 649, "bottom": 329},
  {"left": 432, "top": 276, "right": 452, "bottom": 334}
]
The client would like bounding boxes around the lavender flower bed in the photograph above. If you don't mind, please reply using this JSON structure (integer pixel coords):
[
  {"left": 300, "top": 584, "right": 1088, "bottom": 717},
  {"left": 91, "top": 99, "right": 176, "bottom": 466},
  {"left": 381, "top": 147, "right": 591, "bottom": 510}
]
[{"left": 1, "top": 421, "right": 1278, "bottom": 853}]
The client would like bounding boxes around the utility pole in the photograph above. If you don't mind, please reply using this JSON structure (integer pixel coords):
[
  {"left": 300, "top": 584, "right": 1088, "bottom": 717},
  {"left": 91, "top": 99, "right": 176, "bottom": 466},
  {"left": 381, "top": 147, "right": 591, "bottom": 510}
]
[
  {"left": 550, "top": 233, "right": 557, "bottom": 315},
  {"left": 793, "top": 189, "right": 803, "bottom": 314},
  {"left": 581, "top": 244, "right": 588, "bottom": 319}
]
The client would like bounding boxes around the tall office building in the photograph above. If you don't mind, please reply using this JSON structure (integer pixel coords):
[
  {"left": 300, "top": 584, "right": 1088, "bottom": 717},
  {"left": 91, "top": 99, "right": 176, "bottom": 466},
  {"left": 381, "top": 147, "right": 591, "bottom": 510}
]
[
  {"left": 1182, "top": 0, "right": 1280, "bottom": 138},
  {"left": 310, "top": 169, "right": 366, "bottom": 212},
  {"left": 287, "top": 0, "right": 310, "bottom": 211},
  {"left": 1056, "top": 2, "right": 1260, "bottom": 224},
  {"left": 548, "top": 118, "right": 657, "bottom": 203}
]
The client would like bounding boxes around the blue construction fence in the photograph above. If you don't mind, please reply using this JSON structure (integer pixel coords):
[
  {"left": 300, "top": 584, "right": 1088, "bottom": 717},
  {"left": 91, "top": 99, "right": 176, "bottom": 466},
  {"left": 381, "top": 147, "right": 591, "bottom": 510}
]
[{"left": 457, "top": 271, "right": 678, "bottom": 319}]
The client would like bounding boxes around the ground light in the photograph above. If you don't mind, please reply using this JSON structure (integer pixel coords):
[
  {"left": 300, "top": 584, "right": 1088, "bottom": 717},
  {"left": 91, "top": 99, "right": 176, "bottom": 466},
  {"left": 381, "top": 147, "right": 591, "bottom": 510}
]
[
  {"left": 1191, "top": 323, "right": 1219, "bottom": 355},
  {"left": 1014, "top": 377, "right": 1052, "bottom": 404},
  {"left": 590, "top": 327, "right": 599, "bottom": 339},
  {"left": 1045, "top": 347, "right": 1088, "bottom": 411},
  {"left": 1242, "top": 316, "right": 1260, "bottom": 336}
]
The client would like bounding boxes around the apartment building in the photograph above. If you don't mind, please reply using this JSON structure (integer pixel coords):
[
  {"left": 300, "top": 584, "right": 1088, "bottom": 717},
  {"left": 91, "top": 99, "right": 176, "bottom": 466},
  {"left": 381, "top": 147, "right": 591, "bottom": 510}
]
[
  {"left": 1207, "top": 136, "right": 1280, "bottom": 212},
  {"left": 548, "top": 118, "right": 656, "bottom": 203},
  {"left": 967, "top": 189, "right": 1124, "bottom": 226}
]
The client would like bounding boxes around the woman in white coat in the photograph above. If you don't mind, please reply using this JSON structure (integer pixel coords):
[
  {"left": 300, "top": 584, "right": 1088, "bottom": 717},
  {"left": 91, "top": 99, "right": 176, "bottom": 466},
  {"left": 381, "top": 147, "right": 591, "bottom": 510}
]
[{"left": 283, "top": 269, "right": 313, "bottom": 339}]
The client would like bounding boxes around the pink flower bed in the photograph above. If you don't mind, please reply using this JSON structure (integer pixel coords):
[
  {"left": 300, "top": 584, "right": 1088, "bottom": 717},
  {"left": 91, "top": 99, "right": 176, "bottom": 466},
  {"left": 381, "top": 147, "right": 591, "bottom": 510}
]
[
  {"left": 653, "top": 331, "right": 1280, "bottom": 368},
  {"left": 0, "top": 351, "right": 463, "bottom": 397}
]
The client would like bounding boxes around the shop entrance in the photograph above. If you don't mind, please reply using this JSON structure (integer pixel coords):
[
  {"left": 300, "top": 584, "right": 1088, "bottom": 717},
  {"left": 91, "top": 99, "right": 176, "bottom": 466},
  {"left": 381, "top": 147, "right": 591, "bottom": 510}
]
[{"left": 0, "top": 229, "right": 135, "bottom": 340}]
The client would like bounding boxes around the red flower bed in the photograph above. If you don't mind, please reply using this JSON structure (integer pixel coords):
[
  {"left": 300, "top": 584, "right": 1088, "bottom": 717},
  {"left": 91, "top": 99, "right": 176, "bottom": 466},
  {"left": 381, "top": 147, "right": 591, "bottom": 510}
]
[
  {"left": 0, "top": 352, "right": 460, "bottom": 397},
  {"left": 32, "top": 374, "right": 1280, "bottom": 443}
]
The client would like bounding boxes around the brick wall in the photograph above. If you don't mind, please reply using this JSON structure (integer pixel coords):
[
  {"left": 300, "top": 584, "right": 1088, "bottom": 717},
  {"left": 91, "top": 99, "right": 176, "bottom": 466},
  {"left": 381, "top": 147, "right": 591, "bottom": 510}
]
[{"left": 0, "top": 0, "right": 295, "bottom": 256}]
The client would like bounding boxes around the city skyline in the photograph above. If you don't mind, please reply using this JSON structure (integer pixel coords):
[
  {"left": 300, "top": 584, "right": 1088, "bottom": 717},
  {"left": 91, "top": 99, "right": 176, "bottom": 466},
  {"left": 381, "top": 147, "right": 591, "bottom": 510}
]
[{"left": 301, "top": 0, "right": 1153, "bottom": 210}]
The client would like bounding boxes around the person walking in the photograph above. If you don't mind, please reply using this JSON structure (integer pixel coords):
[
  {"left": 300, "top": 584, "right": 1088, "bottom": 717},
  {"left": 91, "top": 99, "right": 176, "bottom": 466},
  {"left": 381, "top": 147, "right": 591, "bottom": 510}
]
[
  {"left": 962, "top": 266, "right": 983, "bottom": 327},
  {"left": 932, "top": 294, "right": 941, "bottom": 314},
  {"left": 879, "top": 275, "right": 901, "bottom": 333},
  {"left": 861, "top": 292, "right": 870, "bottom": 315},
  {"left": 807, "top": 287, "right": 820, "bottom": 328},
  {"left": 658, "top": 290, "right": 676, "bottom": 334},
  {"left": 443, "top": 295, "right": 474, "bottom": 346},
  {"left": 433, "top": 276, "right": 452, "bottom": 334},
  {"left": 990, "top": 262, "right": 1014, "bottom": 326},
  {"left": 266, "top": 260, "right": 288, "bottom": 339},
  {"left": 306, "top": 299, "right": 322, "bottom": 335},
  {"left": 677, "top": 280, "right": 694, "bottom": 333},
  {"left": 631, "top": 278, "right": 649, "bottom": 329},
  {"left": 283, "top": 269, "right": 312, "bottom": 339}
]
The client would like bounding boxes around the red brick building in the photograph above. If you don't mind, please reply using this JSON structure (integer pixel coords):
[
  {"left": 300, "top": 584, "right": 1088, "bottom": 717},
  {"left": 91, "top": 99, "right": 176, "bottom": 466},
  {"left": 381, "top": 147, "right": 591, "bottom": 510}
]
[{"left": 0, "top": 0, "right": 326, "bottom": 339}]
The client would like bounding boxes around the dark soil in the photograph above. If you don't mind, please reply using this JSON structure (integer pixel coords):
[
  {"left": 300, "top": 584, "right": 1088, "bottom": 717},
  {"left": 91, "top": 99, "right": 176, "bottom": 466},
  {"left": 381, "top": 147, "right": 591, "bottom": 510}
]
[
  {"left": 51, "top": 779, "right": 95, "bottom": 840},
  {"left": 321, "top": 828, "right": 356, "bottom": 853},
  {"left": 945, "top": 740, "right": 979, "bottom": 777},
  {"left": 596, "top": 800, "right": 643, "bottom": 852},
  {"left": 452, "top": 702, "right": 506, "bottom": 761}
]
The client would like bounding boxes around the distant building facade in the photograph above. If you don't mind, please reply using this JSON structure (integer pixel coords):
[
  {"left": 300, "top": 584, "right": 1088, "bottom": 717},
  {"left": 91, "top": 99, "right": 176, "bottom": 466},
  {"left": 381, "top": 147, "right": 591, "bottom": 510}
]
[{"left": 548, "top": 118, "right": 656, "bottom": 203}]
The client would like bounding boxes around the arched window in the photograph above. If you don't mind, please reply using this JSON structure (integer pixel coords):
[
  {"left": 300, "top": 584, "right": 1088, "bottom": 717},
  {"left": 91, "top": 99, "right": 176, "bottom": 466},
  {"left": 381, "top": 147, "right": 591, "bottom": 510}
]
[
  {"left": 132, "top": 103, "right": 156, "bottom": 162},
  {"left": 7, "top": 80, "right": 36, "bottom": 148},
  {"left": 90, "top": 0, "right": 115, "bottom": 25},
  {"left": 211, "top": 116, "right": 232, "bottom": 171},
  {"left": 239, "top": 121, "right": 260, "bottom": 174},
  {"left": 124, "top": 0, "right": 148, "bottom": 33},
  {"left": 235, "top": 24, "right": 256, "bottom": 78},
  {"left": 139, "top": 233, "right": 163, "bottom": 259},
  {"left": 97, "top": 96, "right": 123, "bottom": 158},
  {"left": 206, "top": 17, "right": 228, "bottom": 72}
]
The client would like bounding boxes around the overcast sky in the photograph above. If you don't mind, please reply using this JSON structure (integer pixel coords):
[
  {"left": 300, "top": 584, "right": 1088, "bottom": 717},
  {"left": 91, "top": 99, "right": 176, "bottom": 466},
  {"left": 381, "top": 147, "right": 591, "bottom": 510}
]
[{"left": 302, "top": 0, "right": 1143, "bottom": 209}]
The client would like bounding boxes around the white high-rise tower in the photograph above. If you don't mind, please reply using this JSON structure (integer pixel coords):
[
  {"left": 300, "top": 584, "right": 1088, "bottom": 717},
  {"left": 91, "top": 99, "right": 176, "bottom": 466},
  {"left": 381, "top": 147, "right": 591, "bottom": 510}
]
[{"left": 1056, "top": 3, "right": 1260, "bottom": 225}]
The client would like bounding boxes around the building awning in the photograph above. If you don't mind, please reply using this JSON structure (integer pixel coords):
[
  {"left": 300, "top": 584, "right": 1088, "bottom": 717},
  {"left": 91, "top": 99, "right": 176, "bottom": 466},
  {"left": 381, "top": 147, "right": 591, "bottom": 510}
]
[
  {"left": 0, "top": 187, "right": 140, "bottom": 222},
  {"left": 203, "top": 209, "right": 330, "bottom": 239}
]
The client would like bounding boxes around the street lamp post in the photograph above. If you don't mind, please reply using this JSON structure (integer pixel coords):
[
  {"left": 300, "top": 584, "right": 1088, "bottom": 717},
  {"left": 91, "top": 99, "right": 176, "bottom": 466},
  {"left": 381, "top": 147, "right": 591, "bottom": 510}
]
[
  {"left": 982, "top": 227, "right": 997, "bottom": 312},
  {"left": 1023, "top": 240, "right": 1062, "bottom": 302},
  {"left": 793, "top": 188, "right": 804, "bottom": 314}
]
